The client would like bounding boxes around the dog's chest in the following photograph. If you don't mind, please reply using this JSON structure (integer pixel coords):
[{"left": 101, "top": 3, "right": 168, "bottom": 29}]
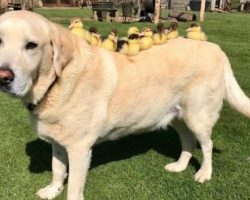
[{"left": 29, "top": 115, "right": 62, "bottom": 143}]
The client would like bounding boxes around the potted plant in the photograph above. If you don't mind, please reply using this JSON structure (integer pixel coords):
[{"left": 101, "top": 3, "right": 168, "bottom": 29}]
[{"left": 120, "top": 0, "right": 134, "bottom": 18}]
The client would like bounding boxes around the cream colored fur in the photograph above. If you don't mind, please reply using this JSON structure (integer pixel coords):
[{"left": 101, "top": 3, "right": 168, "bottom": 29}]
[{"left": 0, "top": 11, "right": 249, "bottom": 200}]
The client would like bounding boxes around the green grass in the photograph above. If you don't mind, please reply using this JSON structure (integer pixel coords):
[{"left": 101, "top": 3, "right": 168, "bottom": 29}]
[{"left": 0, "top": 8, "right": 250, "bottom": 200}]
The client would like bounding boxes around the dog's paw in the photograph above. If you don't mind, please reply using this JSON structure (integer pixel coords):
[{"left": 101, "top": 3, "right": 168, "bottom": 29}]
[
  {"left": 194, "top": 169, "right": 211, "bottom": 183},
  {"left": 36, "top": 184, "right": 63, "bottom": 199},
  {"left": 165, "top": 162, "right": 187, "bottom": 172}
]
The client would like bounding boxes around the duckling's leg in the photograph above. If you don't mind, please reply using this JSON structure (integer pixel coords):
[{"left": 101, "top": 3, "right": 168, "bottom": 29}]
[{"left": 165, "top": 119, "right": 196, "bottom": 172}]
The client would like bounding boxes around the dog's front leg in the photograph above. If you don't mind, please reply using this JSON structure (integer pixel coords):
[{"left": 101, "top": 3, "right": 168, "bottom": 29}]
[
  {"left": 66, "top": 144, "right": 92, "bottom": 200},
  {"left": 37, "top": 142, "right": 68, "bottom": 199}
]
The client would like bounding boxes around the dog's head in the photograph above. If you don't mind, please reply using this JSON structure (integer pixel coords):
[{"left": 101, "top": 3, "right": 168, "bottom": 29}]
[{"left": 0, "top": 11, "right": 73, "bottom": 97}]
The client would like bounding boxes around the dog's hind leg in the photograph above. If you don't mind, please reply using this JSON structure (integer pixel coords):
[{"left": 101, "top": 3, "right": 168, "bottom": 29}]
[
  {"left": 36, "top": 142, "right": 68, "bottom": 199},
  {"left": 178, "top": 79, "right": 223, "bottom": 183},
  {"left": 165, "top": 119, "right": 197, "bottom": 172},
  {"left": 185, "top": 114, "right": 214, "bottom": 183},
  {"left": 183, "top": 97, "right": 221, "bottom": 183}
]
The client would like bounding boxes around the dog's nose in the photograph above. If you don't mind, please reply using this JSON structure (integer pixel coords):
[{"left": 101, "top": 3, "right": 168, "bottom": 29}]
[{"left": 0, "top": 67, "right": 14, "bottom": 86}]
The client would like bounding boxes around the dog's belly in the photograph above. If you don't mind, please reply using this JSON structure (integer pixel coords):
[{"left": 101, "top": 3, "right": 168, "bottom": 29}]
[{"left": 99, "top": 105, "right": 182, "bottom": 142}]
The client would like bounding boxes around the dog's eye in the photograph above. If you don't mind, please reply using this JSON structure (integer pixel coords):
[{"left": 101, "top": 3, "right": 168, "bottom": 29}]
[{"left": 25, "top": 42, "right": 38, "bottom": 50}]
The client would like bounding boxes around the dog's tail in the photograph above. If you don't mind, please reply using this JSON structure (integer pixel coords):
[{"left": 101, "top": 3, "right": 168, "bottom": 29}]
[{"left": 224, "top": 56, "right": 250, "bottom": 118}]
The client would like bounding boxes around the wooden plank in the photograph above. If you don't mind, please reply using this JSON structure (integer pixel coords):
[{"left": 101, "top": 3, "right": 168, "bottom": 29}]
[
  {"left": 154, "top": 0, "right": 161, "bottom": 24},
  {"left": 200, "top": 0, "right": 206, "bottom": 21},
  {"left": 211, "top": 0, "right": 216, "bottom": 11}
]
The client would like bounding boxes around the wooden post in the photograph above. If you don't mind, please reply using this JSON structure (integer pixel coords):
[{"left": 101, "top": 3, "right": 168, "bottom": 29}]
[
  {"left": 154, "top": 0, "right": 161, "bottom": 24},
  {"left": 219, "top": 0, "right": 223, "bottom": 9},
  {"left": 93, "top": 11, "right": 98, "bottom": 21},
  {"left": 200, "top": 0, "right": 206, "bottom": 22},
  {"left": 211, "top": 0, "right": 216, "bottom": 11}
]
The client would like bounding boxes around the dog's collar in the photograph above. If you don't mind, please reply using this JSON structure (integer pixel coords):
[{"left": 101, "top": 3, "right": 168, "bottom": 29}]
[
  {"left": 27, "top": 103, "right": 37, "bottom": 111},
  {"left": 26, "top": 76, "right": 58, "bottom": 112}
]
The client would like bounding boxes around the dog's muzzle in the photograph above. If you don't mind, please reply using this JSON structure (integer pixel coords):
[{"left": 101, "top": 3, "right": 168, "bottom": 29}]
[{"left": 0, "top": 66, "right": 14, "bottom": 92}]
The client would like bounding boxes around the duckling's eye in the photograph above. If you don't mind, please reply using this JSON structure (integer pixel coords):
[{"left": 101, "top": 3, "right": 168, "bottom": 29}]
[{"left": 25, "top": 42, "right": 38, "bottom": 50}]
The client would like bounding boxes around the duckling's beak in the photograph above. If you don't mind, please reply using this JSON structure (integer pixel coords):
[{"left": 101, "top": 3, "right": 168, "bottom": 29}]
[
  {"left": 186, "top": 27, "right": 191, "bottom": 32},
  {"left": 113, "top": 37, "right": 118, "bottom": 43},
  {"left": 68, "top": 24, "right": 73, "bottom": 29},
  {"left": 139, "top": 32, "right": 144, "bottom": 37},
  {"left": 93, "top": 33, "right": 100, "bottom": 38}
]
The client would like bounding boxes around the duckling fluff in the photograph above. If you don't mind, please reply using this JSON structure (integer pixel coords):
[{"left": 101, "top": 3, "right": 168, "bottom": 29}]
[
  {"left": 88, "top": 27, "right": 101, "bottom": 46},
  {"left": 117, "top": 39, "right": 129, "bottom": 55},
  {"left": 166, "top": 22, "right": 179, "bottom": 40},
  {"left": 68, "top": 18, "right": 90, "bottom": 42},
  {"left": 153, "top": 23, "right": 167, "bottom": 45},
  {"left": 116, "top": 27, "right": 140, "bottom": 56},
  {"left": 101, "top": 30, "right": 118, "bottom": 52},
  {"left": 127, "top": 34, "right": 141, "bottom": 56},
  {"left": 127, "top": 26, "right": 140, "bottom": 37},
  {"left": 186, "top": 23, "right": 207, "bottom": 41},
  {"left": 140, "top": 27, "right": 154, "bottom": 50}
]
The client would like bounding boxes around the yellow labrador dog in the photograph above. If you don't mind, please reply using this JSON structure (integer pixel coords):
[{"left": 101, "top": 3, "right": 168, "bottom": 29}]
[{"left": 0, "top": 11, "right": 249, "bottom": 200}]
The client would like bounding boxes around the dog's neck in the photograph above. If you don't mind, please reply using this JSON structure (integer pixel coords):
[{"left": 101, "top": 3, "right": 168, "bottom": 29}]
[
  {"left": 22, "top": 69, "right": 58, "bottom": 112},
  {"left": 25, "top": 77, "right": 57, "bottom": 112}
]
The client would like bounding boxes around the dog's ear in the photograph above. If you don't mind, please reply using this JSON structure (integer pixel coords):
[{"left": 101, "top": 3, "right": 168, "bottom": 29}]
[{"left": 49, "top": 23, "right": 74, "bottom": 77}]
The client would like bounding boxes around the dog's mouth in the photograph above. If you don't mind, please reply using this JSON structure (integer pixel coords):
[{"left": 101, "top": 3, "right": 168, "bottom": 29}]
[
  {"left": 0, "top": 68, "right": 15, "bottom": 94},
  {"left": 0, "top": 82, "right": 17, "bottom": 97},
  {"left": 0, "top": 84, "right": 11, "bottom": 92}
]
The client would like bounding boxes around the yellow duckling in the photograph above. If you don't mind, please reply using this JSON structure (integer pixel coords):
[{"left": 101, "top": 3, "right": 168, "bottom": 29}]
[
  {"left": 116, "top": 26, "right": 140, "bottom": 56},
  {"left": 186, "top": 23, "right": 207, "bottom": 41},
  {"left": 117, "top": 39, "right": 129, "bottom": 55},
  {"left": 117, "top": 33, "right": 141, "bottom": 57},
  {"left": 127, "top": 34, "right": 141, "bottom": 56},
  {"left": 127, "top": 26, "right": 140, "bottom": 37},
  {"left": 153, "top": 23, "right": 167, "bottom": 45},
  {"left": 88, "top": 27, "right": 101, "bottom": 46},
  {"left": 140, "top": 27, "right": 154, "bottom": 50},
  {"left": 68, "top": 18, "right": 90, "bottom": 42},
  {"left": 166, "top": 22, "right": 179, "bottom": 40},
  {"left": 101, "top": 29, "right": 118, "bottom": 52}
]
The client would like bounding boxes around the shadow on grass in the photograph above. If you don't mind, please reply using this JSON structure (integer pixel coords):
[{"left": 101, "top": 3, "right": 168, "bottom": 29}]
[{"left": 26, "top": 127, "right": 221, "bottom": 173}]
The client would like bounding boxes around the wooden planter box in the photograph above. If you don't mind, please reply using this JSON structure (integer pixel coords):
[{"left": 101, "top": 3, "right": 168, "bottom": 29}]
[
  {"left": 121, "top": 2, "right": 133, "bottom": 17},
  {"left": 189, "top": 0, "right": 211, "bottom": 11}
]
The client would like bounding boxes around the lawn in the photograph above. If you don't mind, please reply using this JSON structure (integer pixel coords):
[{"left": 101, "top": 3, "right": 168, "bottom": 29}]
[{"left": 0, "top": 8, "right": 250, "bottom": 200}]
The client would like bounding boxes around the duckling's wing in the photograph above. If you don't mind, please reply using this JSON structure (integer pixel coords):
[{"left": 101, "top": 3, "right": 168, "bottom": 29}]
[
  {"left": 202, "top": 32, "right": 208, "bottom": 41},
  {"left": 117, "top": 40, "right": 129, "bottom": 52}
]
